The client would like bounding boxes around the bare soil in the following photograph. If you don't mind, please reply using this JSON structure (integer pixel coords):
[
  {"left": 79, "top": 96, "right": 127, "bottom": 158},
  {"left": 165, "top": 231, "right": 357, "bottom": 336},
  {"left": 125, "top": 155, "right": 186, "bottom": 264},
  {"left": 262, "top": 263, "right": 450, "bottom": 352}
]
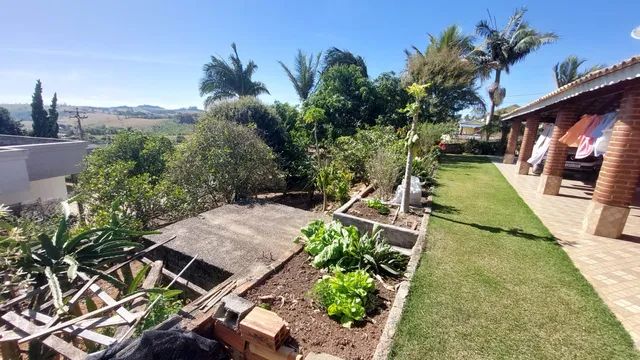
[
  {"left": 346, "top": 200, "right": 423, "bottom": 230},
  {"left": 244, "top": 252, "right": 399, "bottom": 360}
]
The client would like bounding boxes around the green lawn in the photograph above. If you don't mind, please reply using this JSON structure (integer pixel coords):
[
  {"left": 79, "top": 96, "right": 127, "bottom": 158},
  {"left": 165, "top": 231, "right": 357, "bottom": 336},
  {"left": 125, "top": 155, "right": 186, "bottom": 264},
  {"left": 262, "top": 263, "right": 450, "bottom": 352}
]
[{"left": 391, "top": 155, "right": 638, "bottom": 359}]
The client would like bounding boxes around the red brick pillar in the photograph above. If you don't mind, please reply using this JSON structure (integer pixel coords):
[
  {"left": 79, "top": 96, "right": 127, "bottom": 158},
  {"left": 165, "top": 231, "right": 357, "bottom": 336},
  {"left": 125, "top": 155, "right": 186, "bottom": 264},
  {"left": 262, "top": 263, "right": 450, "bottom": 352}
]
[
  {"left": 516, "top": 116, "right": 540, "bottom": 174},
  {"left": 503, "top": 120, "right": 522, "bottom": 164},
  {"left": 583, "top": 84, "right": 640, "bottom": 238},
  {"left": 537, "top": 105, "right": 579, "bottom": 195}
]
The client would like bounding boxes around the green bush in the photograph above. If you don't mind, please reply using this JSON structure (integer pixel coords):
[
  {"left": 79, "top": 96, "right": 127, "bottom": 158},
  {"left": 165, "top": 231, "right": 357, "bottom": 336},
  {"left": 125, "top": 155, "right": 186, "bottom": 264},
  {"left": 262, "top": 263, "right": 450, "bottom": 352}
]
[
  {"left": 366, "top": 147, "right": 403, "bottom": 200},
  {"left": 167, "top": 119, "right": 283, "bottom": 213},
  {"left": 77, "top": 131, "right": 179, "bottom": 228},
  {"left": 315, "top": 162, "right": 353, "bottom": 207},
  {"left": 206, "top": 97, "right": 288, "bottom": 155},
  {"left": 312, "top": 270, "right": 376, "bottom": 327},
  {"left": 463, "top": 139, "right": 504, "bottom": 155},
  {"left": 415, "top": 122, "right": 457, "bottom": 157},
  {"left": 299, "top": 220, "right": 408, "bottom": 276},
  {"left": 330, "top": 126, "right": 403, "bottom": 182}
]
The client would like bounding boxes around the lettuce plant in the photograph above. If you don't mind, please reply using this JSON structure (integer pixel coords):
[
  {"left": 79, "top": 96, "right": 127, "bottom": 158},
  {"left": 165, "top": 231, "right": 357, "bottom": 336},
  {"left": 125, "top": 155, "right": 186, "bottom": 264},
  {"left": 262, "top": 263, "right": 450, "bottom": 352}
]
[
  {"left": 312, "top": 270, "right": 375, "bottom": 327},
  {"left": 298, "top": 220, "right": 408, "bottom": 276}
]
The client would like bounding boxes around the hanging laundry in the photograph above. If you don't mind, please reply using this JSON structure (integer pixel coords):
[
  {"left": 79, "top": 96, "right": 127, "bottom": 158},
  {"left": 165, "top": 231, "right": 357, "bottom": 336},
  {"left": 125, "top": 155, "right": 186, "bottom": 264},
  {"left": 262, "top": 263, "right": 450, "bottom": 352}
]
[
  {"left": 593, "top": 112, "right": 618, "bottom": 157},
  {"left": 527, "top": 123, "right": 554, "bottom": 167},
  {"left": 575, "top": 115, "right": 604, "bottom": 159},
  {"left": 591, "top": 112, "right": 617, "bottom": 139},
  {"left": 559, "top": 114, "right": 593, "bottom": 147}
]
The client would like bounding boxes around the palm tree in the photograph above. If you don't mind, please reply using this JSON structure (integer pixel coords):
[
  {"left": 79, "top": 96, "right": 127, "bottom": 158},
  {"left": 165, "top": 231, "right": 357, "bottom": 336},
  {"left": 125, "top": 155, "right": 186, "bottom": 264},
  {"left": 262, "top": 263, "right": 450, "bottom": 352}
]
[
  {"left": 408, "top": 25, "right": 475, "bottom": 57},
  {"left": 553, "top": 55, "right": 605, "bottom": 87},
  {"left": 199, "top": 43, "right": 269, "bottom": 108},
  {"left": 278, "top": 50, "right": 322, "bottom": 102},
  {"left": 471, "top": 8, "right": 558, "bottom": 124},
  {"left": 322, "top": 47, "right": 368, "bottom": 77}
]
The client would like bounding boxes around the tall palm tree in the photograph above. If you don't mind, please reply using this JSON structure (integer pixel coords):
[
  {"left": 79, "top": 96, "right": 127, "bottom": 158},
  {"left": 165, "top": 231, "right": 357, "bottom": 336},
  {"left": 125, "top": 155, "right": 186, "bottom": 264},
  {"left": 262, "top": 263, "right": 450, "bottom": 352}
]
[
  {"left": 199, "top": 43, "right": 269, "bottom": 108},
  {"left": 322, "top": 47, "right": 368, "bottom": 77},
  {"left": 409, "top": 25, "right": 475, "bottom": 57},
  {"left": 553, "top": 55, "right": 605, "bottom": 87},
  {"left": 278, "top": 50, "right": 322, "bottom": 102},
  {"left": 471, "top": 8, "right": 558, "bottom": 124}
]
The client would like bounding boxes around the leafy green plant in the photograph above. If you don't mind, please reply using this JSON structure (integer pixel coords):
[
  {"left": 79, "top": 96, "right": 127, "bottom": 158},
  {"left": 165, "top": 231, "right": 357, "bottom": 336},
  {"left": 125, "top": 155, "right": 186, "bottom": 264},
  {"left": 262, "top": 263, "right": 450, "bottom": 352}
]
[
  {"left": 315, "top": 162, "right": 353, "bottom": 211},
  {"left": 312, "top": 270, "right": 375, "bottom": 327},
  {"left": 299, "top": 220, "right": 408, "bottom": 276},
  {"left": 366, "top": 198, "right": 390, "bottom": 215},
  {"left": 20, "top": 206, "right": 152, "bottom": 313},
  {"left": 135, "top": 292, "right": 184, "bottom": 335}
]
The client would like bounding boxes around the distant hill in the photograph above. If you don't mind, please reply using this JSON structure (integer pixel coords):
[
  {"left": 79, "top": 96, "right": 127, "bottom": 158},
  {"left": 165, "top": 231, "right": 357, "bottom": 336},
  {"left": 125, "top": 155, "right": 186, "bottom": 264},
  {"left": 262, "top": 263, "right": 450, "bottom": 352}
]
[{"left": 0, "top": 103, "right": 202, "bottom": 122}]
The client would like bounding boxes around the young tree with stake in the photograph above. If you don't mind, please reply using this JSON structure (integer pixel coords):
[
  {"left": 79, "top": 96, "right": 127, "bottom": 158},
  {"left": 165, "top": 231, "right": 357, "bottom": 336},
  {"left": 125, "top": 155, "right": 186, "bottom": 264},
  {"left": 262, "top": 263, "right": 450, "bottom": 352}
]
[{"left": 400, "top": 83, "right": 429, "bottom": 213}]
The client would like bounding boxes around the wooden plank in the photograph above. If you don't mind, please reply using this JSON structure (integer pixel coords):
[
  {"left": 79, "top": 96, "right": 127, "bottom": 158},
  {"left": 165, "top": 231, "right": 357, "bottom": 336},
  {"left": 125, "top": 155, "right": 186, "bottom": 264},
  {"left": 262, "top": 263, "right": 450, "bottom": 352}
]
[
  {"left": 18, "top": 292, "right": 144, "bottom": 344},
  {"left": 140, "top": 257, "right": 206, "bottom": 295},
  {"left": 2, "top": 312, "right": 87, "bottom": 360},
  {"left": 67, "top": 235, "right": 177, "bottom": 307},
  {"left": 77, "top": 273, "right": 137, "bottom": 323},
  {"left": 21, "top": 310, "right": 115, "bottom": 346}
]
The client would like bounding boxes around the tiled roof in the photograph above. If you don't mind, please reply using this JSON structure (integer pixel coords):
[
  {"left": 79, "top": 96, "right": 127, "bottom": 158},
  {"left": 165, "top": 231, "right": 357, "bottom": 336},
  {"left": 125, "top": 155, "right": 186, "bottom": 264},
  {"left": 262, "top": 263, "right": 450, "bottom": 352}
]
[{"left": 502, "top": 55, "right": 640, "bottom": 121}]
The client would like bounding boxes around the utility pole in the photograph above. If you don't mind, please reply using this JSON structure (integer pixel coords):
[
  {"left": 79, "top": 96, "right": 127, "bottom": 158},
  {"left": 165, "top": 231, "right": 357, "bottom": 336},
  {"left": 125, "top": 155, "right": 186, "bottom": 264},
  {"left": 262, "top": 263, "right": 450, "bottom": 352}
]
[{"left": 65, "top": 107, "right": 88, "bottom": 140}]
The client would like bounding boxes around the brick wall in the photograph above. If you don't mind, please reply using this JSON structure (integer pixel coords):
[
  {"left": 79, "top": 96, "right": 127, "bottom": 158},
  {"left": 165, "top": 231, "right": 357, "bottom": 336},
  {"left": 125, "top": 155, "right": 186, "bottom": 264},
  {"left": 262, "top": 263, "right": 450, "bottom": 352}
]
[
  {"left": 517, "top": 116, "right": 540, "bottom": 163},
  {"left": 542, "top": 105, "right": 580, "bottom": 177},
  {"left": 593, "top": 85, "right": 640, "bottom": 208},
  {"left": 505, "top": 120, "right": 521, "bottom": 155}
]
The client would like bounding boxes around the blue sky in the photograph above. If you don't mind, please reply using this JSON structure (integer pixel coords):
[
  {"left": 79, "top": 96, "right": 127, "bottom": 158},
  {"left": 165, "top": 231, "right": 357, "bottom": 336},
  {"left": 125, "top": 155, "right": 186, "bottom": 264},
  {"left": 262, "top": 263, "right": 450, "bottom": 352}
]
[{"left": 1, "top": 0, "right": 639, "bottom": 110}]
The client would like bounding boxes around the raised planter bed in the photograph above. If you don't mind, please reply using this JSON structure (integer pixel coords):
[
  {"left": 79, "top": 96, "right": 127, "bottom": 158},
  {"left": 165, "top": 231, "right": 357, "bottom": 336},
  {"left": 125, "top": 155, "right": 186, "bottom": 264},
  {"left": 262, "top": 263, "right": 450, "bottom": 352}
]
[
  {"left": 234, "top": 199, "right": 431, "bottom": 360},
  {"left": 333, "top": 186, "right": 425, "bottom": 249}
]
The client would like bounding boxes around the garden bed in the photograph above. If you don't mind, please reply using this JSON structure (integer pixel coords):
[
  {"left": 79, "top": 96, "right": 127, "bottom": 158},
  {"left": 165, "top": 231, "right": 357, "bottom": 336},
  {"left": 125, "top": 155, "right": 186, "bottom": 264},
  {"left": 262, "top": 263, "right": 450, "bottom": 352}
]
[
  {"left": 346, "top": 200, "right": 422, "bottom": 230},
  {"left": 334, "top": 187, "right": 425, "bottom": 249},
  {"left": 244, "top": 251, "right": 400, "bottom": 360}
]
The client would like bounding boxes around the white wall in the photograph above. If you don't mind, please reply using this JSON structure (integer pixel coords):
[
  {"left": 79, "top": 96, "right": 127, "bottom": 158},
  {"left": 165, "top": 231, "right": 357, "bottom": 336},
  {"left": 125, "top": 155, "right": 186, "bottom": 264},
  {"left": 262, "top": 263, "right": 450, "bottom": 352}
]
[{"left": 0, "top": 176, "right": 68, "bottom": 206}]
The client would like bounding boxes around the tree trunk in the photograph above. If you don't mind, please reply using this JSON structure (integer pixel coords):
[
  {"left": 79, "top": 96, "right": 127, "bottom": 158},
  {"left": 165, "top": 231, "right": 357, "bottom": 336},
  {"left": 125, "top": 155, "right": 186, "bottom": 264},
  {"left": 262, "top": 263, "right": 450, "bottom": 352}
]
[
  {"left": 400, "top": 115, "right": 418, "bottom": 213},
  {"left": 485, "top": 69, "right": 502, "bottom": 125}
]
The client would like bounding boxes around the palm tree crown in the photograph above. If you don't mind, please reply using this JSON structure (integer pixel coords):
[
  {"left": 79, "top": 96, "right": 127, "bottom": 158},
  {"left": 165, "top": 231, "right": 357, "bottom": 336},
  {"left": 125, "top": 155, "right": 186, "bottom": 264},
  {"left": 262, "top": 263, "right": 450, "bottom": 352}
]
[
  {"left": 470, "top": 8, "right": 558, "bottom": 123},
  {"left": 553, "top": 55, "right": 605, "bottom": 87},
  {"left": 279, "top": 50, "right": 322, "bottom": 102},
  {"left": 322, "top": 47, "right": 368, "bottom": 77},
  {"left": 199, "top": 43, "right": 269, "bottom": 108}
]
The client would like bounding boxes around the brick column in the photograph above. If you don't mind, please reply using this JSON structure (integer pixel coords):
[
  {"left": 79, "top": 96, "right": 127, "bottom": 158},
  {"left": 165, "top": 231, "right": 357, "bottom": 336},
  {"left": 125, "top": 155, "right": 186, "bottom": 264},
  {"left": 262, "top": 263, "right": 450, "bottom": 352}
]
[
  {"left": 583, "top": 85, "right": 640, "bottom": 238},
  {"left": 536, "top": 105, "right": 579, "bottom": 195},
  {"left": 516, "top": 116, "right": 540, "bottom": 174},
  {"left": 503, "top": 120, "right": 521, "bottom": 164}
]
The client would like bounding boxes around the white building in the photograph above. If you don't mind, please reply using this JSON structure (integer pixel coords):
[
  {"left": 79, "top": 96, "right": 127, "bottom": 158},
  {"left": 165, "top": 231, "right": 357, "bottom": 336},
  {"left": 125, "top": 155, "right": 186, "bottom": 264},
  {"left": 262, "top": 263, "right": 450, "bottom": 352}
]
[{"left": 0, "top": 135, "right": 88, "bottom": 205}]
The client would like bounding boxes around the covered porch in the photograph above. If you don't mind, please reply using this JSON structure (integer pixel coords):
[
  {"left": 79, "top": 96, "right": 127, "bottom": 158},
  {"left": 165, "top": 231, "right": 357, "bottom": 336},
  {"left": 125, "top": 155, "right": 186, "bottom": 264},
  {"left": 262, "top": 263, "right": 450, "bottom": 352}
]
[
  {"left": 502, "top": 56, "right": 640, "bottom": 239},
  {"left": 493, "top": 159, "right": 640, "bottom": 346}
]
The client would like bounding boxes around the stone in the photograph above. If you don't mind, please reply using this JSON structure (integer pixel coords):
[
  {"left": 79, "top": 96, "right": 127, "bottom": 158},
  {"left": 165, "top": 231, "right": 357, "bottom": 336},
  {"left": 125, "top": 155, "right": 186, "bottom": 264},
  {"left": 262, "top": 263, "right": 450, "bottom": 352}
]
[{"left": 583, "top": 200, "right": 630, "bottom": 238}]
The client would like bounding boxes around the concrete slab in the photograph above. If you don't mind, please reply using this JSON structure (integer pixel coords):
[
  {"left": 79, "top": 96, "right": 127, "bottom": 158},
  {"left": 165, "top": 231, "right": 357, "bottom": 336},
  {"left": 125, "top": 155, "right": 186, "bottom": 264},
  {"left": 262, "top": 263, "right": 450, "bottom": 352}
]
[{"left": 144, "top": 202, "right": 324, "bottom": 277}]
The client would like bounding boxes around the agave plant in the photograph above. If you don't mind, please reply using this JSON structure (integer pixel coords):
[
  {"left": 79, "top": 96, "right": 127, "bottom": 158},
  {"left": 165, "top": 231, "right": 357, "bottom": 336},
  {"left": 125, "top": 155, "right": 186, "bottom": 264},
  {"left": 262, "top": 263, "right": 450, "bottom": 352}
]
[{"left": 22, "top": 210, "right": 150, "bottom": 312}]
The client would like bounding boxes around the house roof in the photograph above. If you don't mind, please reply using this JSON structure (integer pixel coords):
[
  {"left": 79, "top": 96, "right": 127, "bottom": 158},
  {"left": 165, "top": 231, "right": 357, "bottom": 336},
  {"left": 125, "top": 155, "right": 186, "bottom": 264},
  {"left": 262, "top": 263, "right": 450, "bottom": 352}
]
[{"left": 502, "top": 55, "right": 640, "bottom": 121}]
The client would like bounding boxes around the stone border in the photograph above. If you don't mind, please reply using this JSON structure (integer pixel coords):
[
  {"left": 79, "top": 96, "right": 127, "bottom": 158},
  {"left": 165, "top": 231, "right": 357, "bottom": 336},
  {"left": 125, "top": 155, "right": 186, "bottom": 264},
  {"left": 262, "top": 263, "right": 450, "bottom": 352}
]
[
  {"left": 333, "top": 186, "right": 420, "bottom": 249},
  {"left": 372, "top": 195, "right": 432, "bottom": 360}
]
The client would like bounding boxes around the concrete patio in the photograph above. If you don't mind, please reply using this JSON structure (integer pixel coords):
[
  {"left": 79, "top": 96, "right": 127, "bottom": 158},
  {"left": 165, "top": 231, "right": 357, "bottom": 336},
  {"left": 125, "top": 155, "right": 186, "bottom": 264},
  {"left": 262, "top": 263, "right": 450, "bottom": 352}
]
[{"left": 493, "top": 160, "right": 640, "bottom": 346}]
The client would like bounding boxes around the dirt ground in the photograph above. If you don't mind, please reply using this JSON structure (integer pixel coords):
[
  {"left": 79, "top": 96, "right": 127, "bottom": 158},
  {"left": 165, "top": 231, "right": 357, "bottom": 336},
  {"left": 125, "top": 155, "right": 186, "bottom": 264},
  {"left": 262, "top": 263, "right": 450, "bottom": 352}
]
[
  {"left": 346, "top": 200, "right": 423, "bottom": 230},
  {"left": 244, "top": 252, "right": 399, "bottom": 360}
]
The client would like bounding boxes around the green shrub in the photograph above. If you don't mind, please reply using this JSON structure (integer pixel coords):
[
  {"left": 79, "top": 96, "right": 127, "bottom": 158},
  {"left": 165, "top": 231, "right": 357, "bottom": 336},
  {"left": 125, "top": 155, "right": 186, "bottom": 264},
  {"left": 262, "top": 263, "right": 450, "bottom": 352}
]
[
  {"left": 135, "top": 292, "right": 184, "bottom": 335},
  {"left": 463, "top": 139, "right": 504, "bottom": 155},
  {"left": 415, "top": 121, "right": 457, "bottom": 157},
  {"left": 312, "top": 270, "right": 376, "bottom": 327},
  {"left": 366, "top": 198, "right": 390, "bottom": 215},
  {"left": 205, "top": 97, "right": 288, "bottom": 154},
  {"left": 330, "top": 126, "right": 403, "bottom": 182},
  {"left": 366, "top": 148, "right": 403, "bottom": 200},
  {"left": 77, "top": 131, "right": 179, "bottom": 228},
  {"left": 299, "top": 220, "right": 408, "bottom": 276},
  {"left": 167, "top": 119, "right": 283, "bottom": 213},
  {"left": 315, "top": 162, "right": 353, "bottom": 207}
]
